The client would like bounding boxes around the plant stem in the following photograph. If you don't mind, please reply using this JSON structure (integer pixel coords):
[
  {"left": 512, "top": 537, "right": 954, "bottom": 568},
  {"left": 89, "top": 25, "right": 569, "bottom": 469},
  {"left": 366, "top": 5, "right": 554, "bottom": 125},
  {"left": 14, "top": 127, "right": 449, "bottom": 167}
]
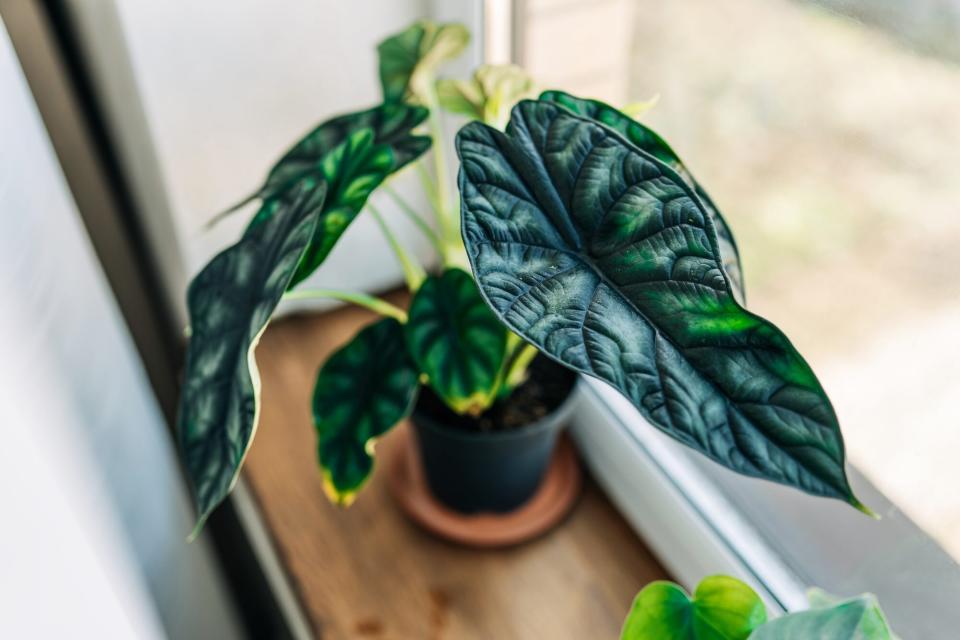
[
  {"left": 420, "top": 77, "right": 462, "bottom": 257},
  {"left": 282, "top": 288, "right": 408, "bottom": 323},
  {"left": 368, "top": 203, "right": 426, "bottom": 291},
  {"left": 382, "top": 185, "right": 443, "bottom": 252},
  {"left": 490, "top": 333, "right": 539, "bottom": 399}
]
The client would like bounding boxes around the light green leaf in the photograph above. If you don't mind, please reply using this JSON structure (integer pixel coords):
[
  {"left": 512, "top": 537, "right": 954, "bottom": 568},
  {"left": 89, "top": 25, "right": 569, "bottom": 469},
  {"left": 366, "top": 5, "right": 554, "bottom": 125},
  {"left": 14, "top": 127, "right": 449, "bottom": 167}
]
[
  {"left": 456, "top": 100, "right": 867, "bottom": 510},
  {"left": 621, "top": 576, "right": 767, "bottom": 640},
  {"left": 405, "top": 268, "right": 507, "bottom": 415},
  {"left": 539, "top": 90, "right": 744, "bottom": 301},
  {"left": 178, "top": 178, "right": 325, "bottom": 530},
  {"left": 750, "top": 593, "right": 896, "bottom": 639},
  {"left": 437, "top": 64, "right": 537, "bottom": 129},
  {"left": 313, "top": 318, "right": 420, "bottom": 505},
  {"left": 378, "top": 20, "right": 470, "bottom": 103}
]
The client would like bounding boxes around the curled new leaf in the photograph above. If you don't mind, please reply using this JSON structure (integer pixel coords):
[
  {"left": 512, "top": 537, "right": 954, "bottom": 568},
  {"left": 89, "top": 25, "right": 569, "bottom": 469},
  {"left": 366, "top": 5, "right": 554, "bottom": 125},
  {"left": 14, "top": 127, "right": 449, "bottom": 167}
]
[
  {"left": 620, "top": 576, "right": 767, "bottom": 640},
  {"left": 313, "top": 318, "right": 419, "bottom": 505},
  {"left": 539, "top": 90, "right": 744, "bottom": 300},
  {"left": 437, "top": 64, "right": 537, "bottom": 129},
  {"left": 378, "top": 20, "right": 470, "bottom": 103},
  {"left": 405, "top": 268, "right": 507, "bottom": 414},
  {"left": 457, "top": 100, "right": 866, "bottom": 511},
  {"left": 178, "top": 179, "right": 325, "bottom": 530}
]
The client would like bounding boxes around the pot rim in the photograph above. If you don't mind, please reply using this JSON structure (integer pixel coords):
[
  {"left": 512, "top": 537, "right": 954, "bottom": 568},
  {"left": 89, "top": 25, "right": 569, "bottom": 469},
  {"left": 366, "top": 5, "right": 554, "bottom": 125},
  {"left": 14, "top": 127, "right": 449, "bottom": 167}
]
[{"left": 412, "top": 377, "right": 582, "bottom": 444}]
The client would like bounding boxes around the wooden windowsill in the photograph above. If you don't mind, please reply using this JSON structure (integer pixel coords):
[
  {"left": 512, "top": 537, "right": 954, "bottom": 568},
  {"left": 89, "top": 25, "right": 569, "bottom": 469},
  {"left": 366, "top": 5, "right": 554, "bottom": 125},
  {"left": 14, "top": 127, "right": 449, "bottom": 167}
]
[{"left": 244, "top": 296, "right": 667, "bottom": 639}]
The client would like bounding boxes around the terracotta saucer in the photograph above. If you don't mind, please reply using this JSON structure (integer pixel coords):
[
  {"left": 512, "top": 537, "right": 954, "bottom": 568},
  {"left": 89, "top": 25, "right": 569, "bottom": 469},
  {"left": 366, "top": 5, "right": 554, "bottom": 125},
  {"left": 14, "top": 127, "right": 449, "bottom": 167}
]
[{"left": 385, "top": 426, "right": 582, "bottom": 548}]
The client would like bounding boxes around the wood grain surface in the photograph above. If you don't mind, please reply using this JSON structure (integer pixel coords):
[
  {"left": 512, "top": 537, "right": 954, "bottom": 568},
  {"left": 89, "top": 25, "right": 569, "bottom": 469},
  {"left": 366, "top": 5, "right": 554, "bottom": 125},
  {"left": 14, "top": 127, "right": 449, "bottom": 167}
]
[{"left": 244, "top": 296, "right": 668, "bottom": 639}]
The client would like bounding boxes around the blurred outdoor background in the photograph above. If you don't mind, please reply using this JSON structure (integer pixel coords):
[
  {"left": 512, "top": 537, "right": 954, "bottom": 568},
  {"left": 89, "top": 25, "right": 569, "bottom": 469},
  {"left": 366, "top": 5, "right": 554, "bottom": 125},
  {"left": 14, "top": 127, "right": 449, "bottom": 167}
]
[{"left": 521, "top": 0, "right": 960, "bottom": 561}]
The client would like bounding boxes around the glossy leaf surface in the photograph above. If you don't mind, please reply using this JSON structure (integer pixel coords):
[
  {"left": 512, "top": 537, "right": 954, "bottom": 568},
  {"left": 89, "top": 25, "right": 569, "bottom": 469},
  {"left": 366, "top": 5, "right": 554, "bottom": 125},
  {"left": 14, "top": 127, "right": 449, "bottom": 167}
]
[
  {"left": 178, "top": 179, "right": 325, "bottom": 528},
  {"left": 457, "top": 100, "right": 863, "bottom": 509},
  {"left": 260, "top": 103, "right": 429, "bottom": 202},
  {"left": 378, "top": 20, "right": 469, "bottom": 102},
  {"left": 540, "top": 90, "right": 744, "bottom": 300},
  {"left": 438, "top": 64, "right": 537, "bottom": 129},
  {"left": 313, "top": 318, "right": 419, "bottom": 504},
  {"left": 621, "top": 576, "right": 767, "bottom": 640},
  {"left": 406, "top": 268, "right": 507, "bottom": 414},
  {"left": 750, "top": 593, "right": 896, "bottom": 639}
]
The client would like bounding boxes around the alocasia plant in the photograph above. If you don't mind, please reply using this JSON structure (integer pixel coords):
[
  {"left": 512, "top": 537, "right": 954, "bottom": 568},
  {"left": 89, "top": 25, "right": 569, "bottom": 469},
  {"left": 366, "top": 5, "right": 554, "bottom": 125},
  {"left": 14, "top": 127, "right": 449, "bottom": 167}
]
[
  {"left": 620, "top": 575, "right": 897, "bottom": 640},
  {"left": 178, "top": 19, "right": 869, "bottom": 527}
]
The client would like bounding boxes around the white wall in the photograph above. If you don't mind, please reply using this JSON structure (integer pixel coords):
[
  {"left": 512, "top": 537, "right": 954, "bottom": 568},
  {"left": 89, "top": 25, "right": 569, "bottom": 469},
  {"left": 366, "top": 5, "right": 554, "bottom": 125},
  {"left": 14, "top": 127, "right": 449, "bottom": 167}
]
[{"left": 0, "top": 19, "right": 240, "bottom": 639}]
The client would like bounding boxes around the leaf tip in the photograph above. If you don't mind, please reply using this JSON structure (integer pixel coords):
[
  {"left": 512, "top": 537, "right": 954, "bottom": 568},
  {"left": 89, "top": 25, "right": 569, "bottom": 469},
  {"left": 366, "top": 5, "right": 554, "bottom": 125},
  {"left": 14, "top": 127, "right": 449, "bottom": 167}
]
[
  {"left": 851, "top": 497, "right": 880, "bottom": 520},
  {"left": 321, "top": 471, "right": 359, "bottom": 508}
]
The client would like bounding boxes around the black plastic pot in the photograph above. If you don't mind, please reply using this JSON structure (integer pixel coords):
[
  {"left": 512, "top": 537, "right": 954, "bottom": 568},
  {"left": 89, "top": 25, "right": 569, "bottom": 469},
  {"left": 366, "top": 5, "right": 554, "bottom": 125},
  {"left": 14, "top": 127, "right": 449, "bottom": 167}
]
[{"left": 411, "top": 368, "right": 580, "bottom": 514}]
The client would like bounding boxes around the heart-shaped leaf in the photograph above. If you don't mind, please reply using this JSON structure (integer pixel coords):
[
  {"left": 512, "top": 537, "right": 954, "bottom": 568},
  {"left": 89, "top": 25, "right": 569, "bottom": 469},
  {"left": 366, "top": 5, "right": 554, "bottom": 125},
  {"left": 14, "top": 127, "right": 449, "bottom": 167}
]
[
  {"left": 540, "top": 90, "right": 744, "bottom": 301},
  {"left": 621, "top": 576, "right": 767, "bottom": 640},
  {"left": 378, "top": 20, "right": 470, "bottom": 103},
  {"left": 313, "top": 318, "right": 420, "bottom": 505},
  {"left": 178, "top": 178, "right": 325, "bottom": 530},
  {"left": 405, "top": 268, "right": 507, "bottom": 415},
  {"left": 749, "top": 593, "right": 896, "bottom": 639},
  {"left": 438, "top": 64, "right": 537, "bottom": 129},
  {"left": 456, "top": 100, "right": 866, "bottom": 510}
]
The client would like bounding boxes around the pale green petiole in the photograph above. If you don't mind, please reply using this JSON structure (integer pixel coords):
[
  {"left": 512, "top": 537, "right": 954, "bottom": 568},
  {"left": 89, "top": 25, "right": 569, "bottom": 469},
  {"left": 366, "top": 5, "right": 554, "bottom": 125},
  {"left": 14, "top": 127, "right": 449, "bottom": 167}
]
[
  {"left": 282, "top": 288, "right": 408, "bottom": 323},
  {"left": 368, "top": 203, "right": 427, "bottom": 290},
  {"left": 381, "top": 185, "right": 443, "bottom": 252}
]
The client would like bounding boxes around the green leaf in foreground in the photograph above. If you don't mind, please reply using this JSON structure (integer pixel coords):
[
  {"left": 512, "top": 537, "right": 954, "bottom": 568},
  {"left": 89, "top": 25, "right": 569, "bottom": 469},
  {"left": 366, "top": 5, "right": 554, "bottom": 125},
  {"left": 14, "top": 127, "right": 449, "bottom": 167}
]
[
  {"left": 457, "top": 100, "right": 867, "bottom": 510},
  {"left": 378, "top": 20, "right": 470, "bottom": 102},
  {"left": 539, "top": 90, "right": 744, "bottom": 301},
  {"left": 621, "top": 576, "right": 767, "bottom": 640},
  {"left": 178, "top": 179, "right": 325, "bottom": 531},
  {"left": 750, "top": 592, "right": 896, "bottom": 639},
  {"left": 406, "top": 268, "right": 507, "bottom": 415},
  {"left": 313, "top": 318, "right": 419, "bottom": 505}
]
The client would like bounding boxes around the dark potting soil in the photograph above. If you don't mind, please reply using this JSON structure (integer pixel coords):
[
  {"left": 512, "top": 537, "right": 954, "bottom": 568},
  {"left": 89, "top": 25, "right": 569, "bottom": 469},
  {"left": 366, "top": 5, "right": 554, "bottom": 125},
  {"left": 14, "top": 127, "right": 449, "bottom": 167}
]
[{"left": 415, "top": 355, "right": 578, "bottom": 433}]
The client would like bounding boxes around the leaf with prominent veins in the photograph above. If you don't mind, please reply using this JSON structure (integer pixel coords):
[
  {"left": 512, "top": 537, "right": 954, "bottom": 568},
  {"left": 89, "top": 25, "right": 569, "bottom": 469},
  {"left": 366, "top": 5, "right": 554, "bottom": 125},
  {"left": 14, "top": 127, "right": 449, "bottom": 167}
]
[
  {"left": 178, "top": 178, "right": 325, "bottom": 530},
  {"left": 456, "top": 100, "right": 866, "bottom": 511},
  {"left": 539, "top": 90, "right": 744, "bottom": 301},
  {"left": 313, "top": 318, "right": 420, "bottom": 504}
]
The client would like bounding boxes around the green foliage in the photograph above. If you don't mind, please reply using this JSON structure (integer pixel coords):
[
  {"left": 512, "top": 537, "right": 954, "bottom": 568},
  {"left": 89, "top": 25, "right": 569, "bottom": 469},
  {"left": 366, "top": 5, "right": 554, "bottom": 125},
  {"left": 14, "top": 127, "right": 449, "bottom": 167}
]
[
  {"left": 378, "top": 20, "right": 470, "bottom": 103},
  {"left": 456, "top": 100, "right": 866, "bottom": 510},
  {"left": 406, "top": 268, "right": 508, "bottom": 414},
  {"left": 313, "top": 318, "right": 420, "bottom": 504},
  {"left": 437, "top": 64, "right": 537, "bottom": 129},
  {"left": 750, "top": 591, "right": 897, "bottom": 640},
  {"left": 539, "top": 90, "right": 744, "bottom": 300},
  {"left": 178, "top": 179, "right": 325, "bottom": 530},
  {"left": 621, "top": 577, "right": 897, "bottom": 640},
  {"left": 620, "top": 576, "right": 767, "bottom": 640}
]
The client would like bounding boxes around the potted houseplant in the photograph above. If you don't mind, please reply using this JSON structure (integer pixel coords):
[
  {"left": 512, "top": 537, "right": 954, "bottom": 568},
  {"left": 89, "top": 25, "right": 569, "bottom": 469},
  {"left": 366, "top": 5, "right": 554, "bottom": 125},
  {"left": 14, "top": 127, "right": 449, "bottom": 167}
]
[
  {"left": 619, "top": 574, "right": 897, "bottom": 640},
  {"left": 177, "top": 19, "right": 871, "bottom": 535}
]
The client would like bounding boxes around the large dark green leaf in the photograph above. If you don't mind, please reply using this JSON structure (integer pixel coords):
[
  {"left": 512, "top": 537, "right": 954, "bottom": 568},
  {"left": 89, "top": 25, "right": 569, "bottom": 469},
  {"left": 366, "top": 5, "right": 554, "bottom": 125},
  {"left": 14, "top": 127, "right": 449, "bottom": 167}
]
[
  {"left": 540, "top": 90, "right": 744, "bottom": 301},
  {"left": 178, "top": 178, "right": 325, "bottom": 530},
  {"left": 750, "top": 592, "right": 895, "bottom": 639},
  {"left": 621, "top": 576, "right": 767, "bottom": 640},
  {"left": 456, "top": 100, "right": 866, "bottom": 511},
  {"left": 405, "top": 268, "right": 507, "bottom": 414},
  {"left": 378, "top": 20, "right": 470, "bottom": 103},
  {"left": 313, "top": 318, "right": 420, "bottom": 504}
]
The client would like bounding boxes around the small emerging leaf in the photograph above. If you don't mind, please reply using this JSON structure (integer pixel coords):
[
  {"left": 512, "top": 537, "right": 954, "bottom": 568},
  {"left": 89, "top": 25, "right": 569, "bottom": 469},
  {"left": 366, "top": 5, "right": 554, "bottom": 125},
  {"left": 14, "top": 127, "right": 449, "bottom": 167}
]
[
  {"left": 378, "top": 20, "right": 470, "bottom": 103},
  {"left": 539, "top": 90, "right": 744, "bottom": 301},
  {"left": 750, "top": 592, "right": 896, "bottom": 639},
  {"left": 314, "top": 318, "right": 419, "bottom": 505},
  {"left": 178, "top": 178, "right": 325, "bottom": 530},
  {"left": 437, "top": 64, "right": 537, "bottom": 129},
  {"left": 457, "top": 100, "right": 865, "bottom": 510},
  {"left": 405, "top": 268, "right": 507, "bottom": 414},
  {"left": 621, "top": 576, "right": 767, "bottom": 640}
]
